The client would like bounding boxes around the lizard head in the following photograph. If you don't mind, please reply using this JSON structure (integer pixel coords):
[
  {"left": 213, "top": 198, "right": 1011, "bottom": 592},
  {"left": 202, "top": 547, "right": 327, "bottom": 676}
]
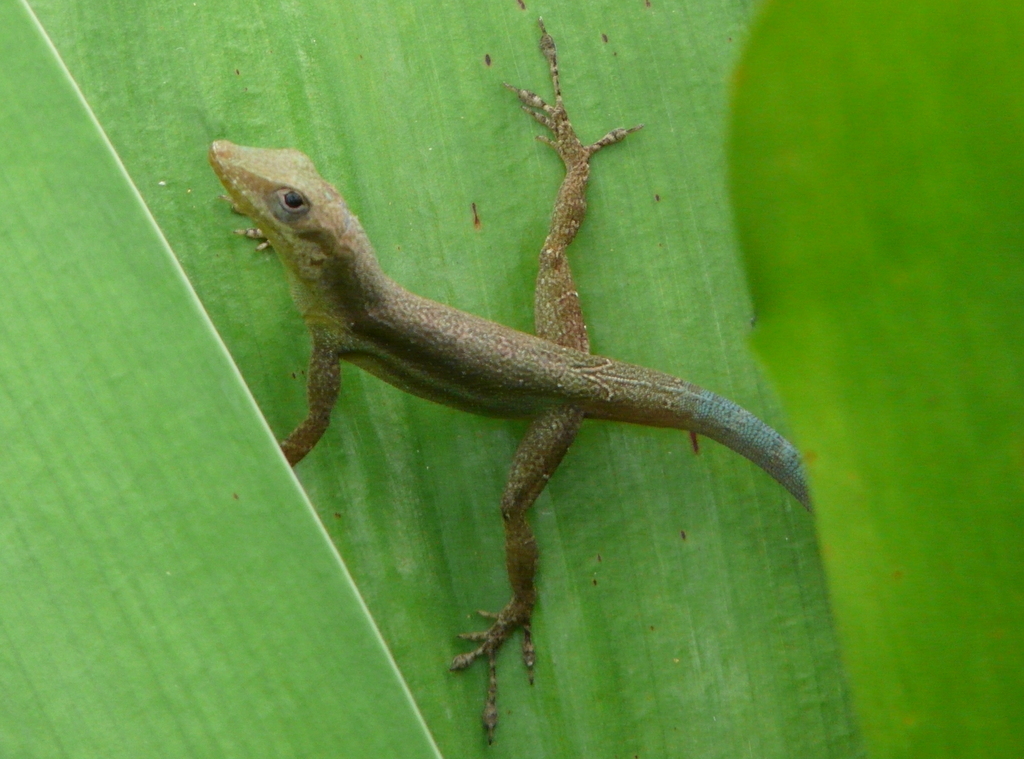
[{"left": 208, "top": 141, "right": 382, "bottom": 306}]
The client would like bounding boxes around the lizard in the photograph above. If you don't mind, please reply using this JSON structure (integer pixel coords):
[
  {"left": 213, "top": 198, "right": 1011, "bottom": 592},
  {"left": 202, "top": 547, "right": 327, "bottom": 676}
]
[{"left": 209, "top": 19, "right": 810, "bottom": 742}]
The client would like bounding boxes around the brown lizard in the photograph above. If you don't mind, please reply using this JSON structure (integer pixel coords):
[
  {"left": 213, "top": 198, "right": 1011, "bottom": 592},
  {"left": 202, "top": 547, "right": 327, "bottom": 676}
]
[{"left": 209, "top": 19, "right": 809, "bottom": 742}]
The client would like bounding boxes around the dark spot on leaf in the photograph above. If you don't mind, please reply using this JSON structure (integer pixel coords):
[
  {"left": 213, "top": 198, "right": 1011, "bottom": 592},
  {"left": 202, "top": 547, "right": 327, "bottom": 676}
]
[
  {"left": 472, "top": 202, "right": 481, "bottom": 229},
  {"left": 602, "top": 33, "right": 609, "bottom": 43},
  {"left": 680, "top": 530, "right": 686, "bottom": 541},
  {"left": 485, "top": 54, "right": 492, "bottom": 66},
  {"left": 233, "top": 493, "right": 239, "bottom": 500},
  {"left": 655, "top": 194, "right": 661, "bottom": 202},
  {"left": 689, "top": 431, "right": 700, "bottom": 454}
]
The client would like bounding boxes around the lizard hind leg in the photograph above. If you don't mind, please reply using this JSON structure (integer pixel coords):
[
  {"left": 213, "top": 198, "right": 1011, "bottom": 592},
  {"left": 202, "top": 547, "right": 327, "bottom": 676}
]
[
  {"left": 450, "top": 404, "right": 584, "bottom": 742},
  {"left": 452, "top": 20, "right": 641, "bottom": 742},
  {"left": 504, "top": 21, "right": 643, "bottom": 350}
]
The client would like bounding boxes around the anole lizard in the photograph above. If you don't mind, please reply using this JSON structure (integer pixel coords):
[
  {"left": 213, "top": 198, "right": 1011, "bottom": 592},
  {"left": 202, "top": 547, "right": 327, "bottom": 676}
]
[{"left": 210, "top": 20, "right": 810, "bottom": 742}]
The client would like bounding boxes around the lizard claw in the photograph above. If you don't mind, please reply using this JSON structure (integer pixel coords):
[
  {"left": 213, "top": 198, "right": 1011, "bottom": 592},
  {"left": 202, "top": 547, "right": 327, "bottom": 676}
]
[
  {"left": 219, "top": 193, "right": 245, "bottom": 215},
  {"left": 220, "top": 194, "right": 272, "bottom": 250},
  {"left": 232, "top": 226, "right": 271, "bottom": 251},
  {"left": 522, "top": 623, "right": 535, "bottom": 683},
  {"left": 503, "top": 82, "right": 552, "bottom": 112}
]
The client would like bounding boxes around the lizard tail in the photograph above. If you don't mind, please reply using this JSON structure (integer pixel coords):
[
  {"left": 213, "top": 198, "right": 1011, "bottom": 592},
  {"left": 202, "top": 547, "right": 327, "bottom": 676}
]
[{"left": 577, "top": 363, "right": 811, "bottom": 511}]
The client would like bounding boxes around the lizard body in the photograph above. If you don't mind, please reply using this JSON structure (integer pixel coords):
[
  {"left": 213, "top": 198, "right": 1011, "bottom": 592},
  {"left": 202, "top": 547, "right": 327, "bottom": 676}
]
[
  {"left": 210, "top": 141, "right": 808, "bottom": 504},
  {"left": 210, "top": 20, "right": 809, "bottom": 741}
]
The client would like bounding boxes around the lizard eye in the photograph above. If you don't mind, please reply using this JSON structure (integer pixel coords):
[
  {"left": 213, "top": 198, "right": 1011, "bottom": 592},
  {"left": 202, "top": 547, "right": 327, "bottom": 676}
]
[{"left": 272, "top": 187, "right": 310, "bottom": 221}]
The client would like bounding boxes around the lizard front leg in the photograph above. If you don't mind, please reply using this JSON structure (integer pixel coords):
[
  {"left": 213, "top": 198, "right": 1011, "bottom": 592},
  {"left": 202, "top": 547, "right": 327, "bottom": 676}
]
[
  {"left": 221, "top": 198, "right": 342, "bottom": 465},
  {"left": 280, "top": 326, "right": 342, "bottom": 466}
]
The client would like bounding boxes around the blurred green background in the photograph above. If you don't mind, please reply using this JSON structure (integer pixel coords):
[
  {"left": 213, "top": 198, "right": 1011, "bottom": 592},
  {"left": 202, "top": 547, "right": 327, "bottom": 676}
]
[{"left": 731, "top": 1, "right": 1024, "bottom": 758}]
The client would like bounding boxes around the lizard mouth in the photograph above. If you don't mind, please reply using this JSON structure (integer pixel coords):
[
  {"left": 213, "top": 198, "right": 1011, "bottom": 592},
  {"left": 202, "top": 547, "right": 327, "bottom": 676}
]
[
  {"left": 207, "top": 140, "right": 244, "bottom": 191},
  {"left": 208, "top": 140, "right": 269, "bottom": 222}
]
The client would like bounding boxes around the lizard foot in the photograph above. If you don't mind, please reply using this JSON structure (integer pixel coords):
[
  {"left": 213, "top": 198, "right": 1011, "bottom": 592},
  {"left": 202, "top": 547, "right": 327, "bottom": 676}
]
[
  {"left": 218, "top": 195, "right": 271, "bottom": 250},
  {"left": 503, "top": 19, "right": 642, "bottom": 168},
  {"left": 233, "top": 226, "right": 271, "bottom": 251},
  {"left": 450, "top": 600, "right": 534, "bottom": 743}
]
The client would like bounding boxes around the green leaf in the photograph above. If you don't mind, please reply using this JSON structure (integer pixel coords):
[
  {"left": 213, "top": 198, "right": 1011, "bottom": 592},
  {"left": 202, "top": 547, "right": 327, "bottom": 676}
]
[
  {"left": 0, "top": 2, "right": 438, "bottom": 757},
  {"left": 730, "top": 1, "right": 1024, "bottom": 758},
  {"left": 22, "top": 0, "right": 862, "bottom": 756}
]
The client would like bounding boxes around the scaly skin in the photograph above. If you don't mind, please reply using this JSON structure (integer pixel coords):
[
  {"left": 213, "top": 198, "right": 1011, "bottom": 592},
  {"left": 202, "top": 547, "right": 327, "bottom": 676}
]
[{"left": 209, "top": 19, "right": 809, "bottom": 743}]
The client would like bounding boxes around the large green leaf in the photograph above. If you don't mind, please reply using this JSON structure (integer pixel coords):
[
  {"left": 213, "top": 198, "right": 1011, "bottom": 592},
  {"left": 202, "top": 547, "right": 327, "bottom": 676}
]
[
  {"left": 730, "top": 1, "right": 1024, "bottom": 757},
  {"left": 23, "top": 0, "right": 861, "bottom": 756},
  {"left": 0, "top": 2, "right": 438, "bottom": 757}
]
